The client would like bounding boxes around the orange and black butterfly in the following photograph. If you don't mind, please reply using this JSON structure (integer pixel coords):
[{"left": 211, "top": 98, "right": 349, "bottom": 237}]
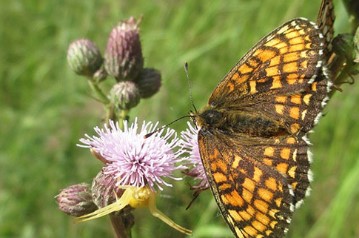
[{"left": 194, "top": 3, "right": 334, "bottom": 237}]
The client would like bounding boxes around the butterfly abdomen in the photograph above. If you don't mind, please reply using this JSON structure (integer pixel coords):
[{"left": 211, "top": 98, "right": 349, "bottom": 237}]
[{"left": 226, "top": 112, "right": 287, "bottom": 137}]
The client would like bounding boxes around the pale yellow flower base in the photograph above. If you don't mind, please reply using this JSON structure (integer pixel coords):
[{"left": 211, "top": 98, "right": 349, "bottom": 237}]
[{"left": 78, "top": 186, "right": 192, "bottom": 235}]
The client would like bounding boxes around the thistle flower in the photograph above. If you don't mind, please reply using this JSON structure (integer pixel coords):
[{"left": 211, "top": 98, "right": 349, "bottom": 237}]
[
  {"left": 78, "top": 118, "right": 186, "bottom": 190},
  {"left": 180, "top": 121, "right": 209, "bottom": 190},
  {"left": 77, "top": 119, "right": 191, "bottom": 235}
]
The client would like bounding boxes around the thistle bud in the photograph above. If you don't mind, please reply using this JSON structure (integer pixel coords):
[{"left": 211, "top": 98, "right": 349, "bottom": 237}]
[
  {"left": 91, "top": 171, "right": 124, "bottom": 208},
  {"left": 136, "top": 68, "right": 162, "bottom": 98},
  {"left": 67, "top": 39, "right": 103, "bottom": 78},
  {"left": 84, "top": 171, "right": 135, "bottom": 229},
  {"left": 110, "top": 81, "right": 140, "bottom": 110},
  {"left": 104, "top": 17, "right": 144, "bottom": 81},
  {"left": 56, "top": 183, "right": 97, "bottom": 217}
]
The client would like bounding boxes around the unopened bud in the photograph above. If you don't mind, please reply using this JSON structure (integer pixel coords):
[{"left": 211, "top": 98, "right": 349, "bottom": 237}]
[
  {"left": 110, "top": 81, "right": 140, "bottom": 110},
  {"left": 136, "top": 68, "right": 162, "bottom": 98},
  {"left": 104, "top": 17, "right": 144, "bottom": 81},
  {"left": 67, "top": 39, "right": 103, "bottom": 78},
  {"left": 56, "top": 183, "right": 97, "bottom": 217},
  {"left": 91, "top": 171, "right": 124, "bottom": 208}
]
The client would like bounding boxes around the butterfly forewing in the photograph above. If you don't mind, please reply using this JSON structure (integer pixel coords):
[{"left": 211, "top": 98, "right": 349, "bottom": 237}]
[
  {"left": 209, "top": 18, "right": 324, "bottom": 106},
  {"left": 317, "top": 0, "right": 335, "bottom": 55},
  {"left": 207, "top": 18, "right": 329, "bottom": 136}
]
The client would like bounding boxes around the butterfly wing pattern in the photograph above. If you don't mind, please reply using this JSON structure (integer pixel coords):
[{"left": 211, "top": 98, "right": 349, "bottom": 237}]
[
  {"left": 196, "top": 18, "right": 332, "bottom": 237},
  {"left": 317, "top": 0, "right": 335, "bottom": 56}
]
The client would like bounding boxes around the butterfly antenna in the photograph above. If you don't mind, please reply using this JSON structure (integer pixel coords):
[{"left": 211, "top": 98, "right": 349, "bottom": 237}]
[
  {"left": 144, "top": 115, "right": 191, "bottom": 138},
  {"left": 184, "top": 62, "right": 198, "bottom": 114}
]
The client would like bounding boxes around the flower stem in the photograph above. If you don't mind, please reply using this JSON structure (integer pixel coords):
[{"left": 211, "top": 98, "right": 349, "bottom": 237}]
[
  {"left": 118, "top": 109, "right": 129, "bottom": 130},
  {"left": 88, "top": 80, "right": 110, "bottom": 104},
  {"left": 109, "top": 214, "right": 131, "bottom": 238}
]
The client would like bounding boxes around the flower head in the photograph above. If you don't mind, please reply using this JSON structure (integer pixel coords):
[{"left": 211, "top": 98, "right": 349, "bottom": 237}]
[
  {"left": 79, "top": 118, "right": 186, "bottom": 190},
  {"left": 180, "top": 121, "right": 209, "bottom": 190}
]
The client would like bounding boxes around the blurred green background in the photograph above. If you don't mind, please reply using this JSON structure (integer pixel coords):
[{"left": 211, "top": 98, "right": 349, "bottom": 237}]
[{"left": 1, "top": 0, "right": 358, "bottom": 237}]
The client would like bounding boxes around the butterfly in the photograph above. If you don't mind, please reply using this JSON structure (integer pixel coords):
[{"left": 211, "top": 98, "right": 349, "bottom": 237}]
[{"left": 194, "top": 15, "right": 333, "bottom": 238}]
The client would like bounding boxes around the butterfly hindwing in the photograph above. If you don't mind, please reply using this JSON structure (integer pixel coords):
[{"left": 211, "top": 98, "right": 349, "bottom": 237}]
[
  {"left": 198, "top": 131, "right": 295, "bottom": 237},
  {"left": 238, "top": 134, "right": 313, "bottom": 208}
]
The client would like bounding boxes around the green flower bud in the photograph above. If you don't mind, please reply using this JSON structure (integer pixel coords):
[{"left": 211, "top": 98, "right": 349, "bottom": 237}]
[
  {"left": 104, "top": 17, "right": 144, "bottom": 81},
  {"left": 136, "top": 68, "right": 162, "bottom": 98},
  {"left": 56, "top": 183, "right": 97, "bottom": 217},
  {"left": 67, "top": 39, "right": 103, "bottom": 77},
  {"left": 110, "top": 81, "right": 140, "bottom": 110}
]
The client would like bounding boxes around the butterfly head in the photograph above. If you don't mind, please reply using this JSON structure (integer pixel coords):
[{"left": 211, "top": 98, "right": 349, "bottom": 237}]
[{"left": 193, "top": 106, "right": 226, "bottom": 131}]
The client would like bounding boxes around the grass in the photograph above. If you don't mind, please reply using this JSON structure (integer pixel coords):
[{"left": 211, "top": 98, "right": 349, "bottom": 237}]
[{"left": 1, "top": 0, "right": 358, "bottom": 237}]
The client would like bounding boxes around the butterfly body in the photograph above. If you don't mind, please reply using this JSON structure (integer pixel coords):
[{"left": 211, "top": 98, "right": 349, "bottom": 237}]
[
  {"left": 198, "top": 107, "right": 285, "bottom": 138},
  {"left": 195, "top": 17, "right": 332, "bottom": 238}
]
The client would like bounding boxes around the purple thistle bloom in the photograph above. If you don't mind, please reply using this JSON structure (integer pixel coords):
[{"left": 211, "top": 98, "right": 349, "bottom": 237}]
[
  {"left": 79, "top": 118, "right": 187, "bottom": 190},
  {"left": 180, "top": 121, "right": 209, "bottom": 190}
]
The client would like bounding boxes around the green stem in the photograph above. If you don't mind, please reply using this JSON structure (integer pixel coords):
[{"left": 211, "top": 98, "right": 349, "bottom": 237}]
[
  {"left": 105, "top": 104, "right": 115, "bottom": 123},
  {"left": 104, "top": 104, "right": 130, "bottom": 130},
  {"left": 118, "top": 109, "right": 129, "bottom": 130},
  {"left": 88, "top": 80, "right": 110, "bottom": 104}
]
